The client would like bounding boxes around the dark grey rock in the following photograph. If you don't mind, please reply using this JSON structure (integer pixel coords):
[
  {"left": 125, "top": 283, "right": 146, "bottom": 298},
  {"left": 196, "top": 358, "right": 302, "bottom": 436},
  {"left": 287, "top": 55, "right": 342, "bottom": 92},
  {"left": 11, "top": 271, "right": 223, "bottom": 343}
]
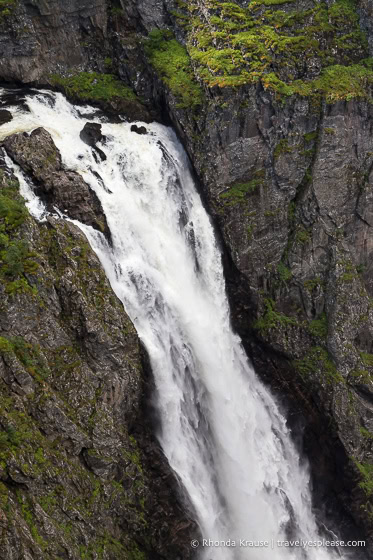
[
  {"left": 80, "top": 122, "right": 107, "bottom": 161},
  {"left": 0, "top": 110, "right": 12, "bottom": 126},
  {"left": 131, "top": 124, "right": 147, "bottom": 135},
  {"left": 80, "top": 122, "right": 104, "bottom": 147}
]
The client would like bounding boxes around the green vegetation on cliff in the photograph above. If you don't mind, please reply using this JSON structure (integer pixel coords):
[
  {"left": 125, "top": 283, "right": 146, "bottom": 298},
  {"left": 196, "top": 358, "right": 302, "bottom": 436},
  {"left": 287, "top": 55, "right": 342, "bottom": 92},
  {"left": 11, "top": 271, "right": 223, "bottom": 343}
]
[
  {"left": 0, "top": 174, "right": 39, "bottom": 294},
  {"left": 220, "top": 178, "right": 261, "bottom": 205},
  {"left": 254, "top": 298, "right": 297, "bottom": 332},
  {"left": 294, "top": 346, "right": 344, "bottom": 384},
  {"left": 0, "top": 0, "right": 16, "bottom": 19},
  {"left": 308, "top": 313, "right": 328, "bottom": 339},
  {"left": 0, "top": 208, "right": 152, "bottom": 559},
  {"left": 355, "top": 460, "right": 373, "bottom": 497},
  {"left": 50, "top": 72, "right": 137, "bottom": 103},
  {"left": 169, "top": 0, "right": 373, "bottom": 101},
  {"left": 144, "top": 30, "right": 203, "bottom": 108},
  {"left": 0, "top": 154, "right": 178, "bottom": 558}
]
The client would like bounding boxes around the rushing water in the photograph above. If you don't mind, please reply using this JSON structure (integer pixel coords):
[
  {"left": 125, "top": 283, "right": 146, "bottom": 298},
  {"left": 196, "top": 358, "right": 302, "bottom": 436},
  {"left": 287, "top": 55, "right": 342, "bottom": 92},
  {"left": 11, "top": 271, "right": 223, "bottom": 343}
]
[{"left": 1, "top": 89, "right": 354, "bottom": 559}]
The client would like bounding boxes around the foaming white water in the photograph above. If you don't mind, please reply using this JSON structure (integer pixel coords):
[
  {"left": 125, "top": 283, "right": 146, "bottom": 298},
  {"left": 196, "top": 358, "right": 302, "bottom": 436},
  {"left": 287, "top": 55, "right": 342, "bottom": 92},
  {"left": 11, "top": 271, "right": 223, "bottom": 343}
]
[{"left": 2, "top": 90, "right": 349, "bottom": 559}]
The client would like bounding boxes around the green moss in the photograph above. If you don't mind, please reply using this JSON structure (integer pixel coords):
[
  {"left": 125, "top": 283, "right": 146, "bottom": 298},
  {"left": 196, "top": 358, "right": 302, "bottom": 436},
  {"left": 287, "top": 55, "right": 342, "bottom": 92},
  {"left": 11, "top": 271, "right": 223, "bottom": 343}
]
[
  {"left": 254, "top": 298, "right": 297, "bottom": 332},
  {"left": 361, "top": 352, "right": 373, "bottom": 367},
  {"left": 310, "top": 63, "right": 373, "bottom": 102},
  {"left": 360, "top": 427, "right": 373, "bottom": 440},
  {"left": 247, "top": 223, "right": 254, "bottom": 240},
  {"left": 0, "top": 0, "right": 16, "bottom": 18},
  {"left": 354, "top": 460, "right": 373, "bottom": 497},
  {"left": 123, "top": 435, "right": 144, "bottom": 474},
  {"left": 17, "top": 491, "right": 47, "bottom": 550},
  {"left": 261, "top": 0, "right": 296, "bottom": 4},
  {"left": 303, "top": 131, "right": 318, "bottom": 143},
  {"left": 277, "top": 261, "right": 292, "bottom": 283},
  {"left": 50, "top": 72, "right": 137, "bottom": 103},
  {"left": 145, "top": 30, "right": 203, "bottom": 108},
  {"left": 174, "top": 0, "right": 373, "bottom": 101},
  {"left": 294, "top": 346, "right": 343, "bottom": 383},
  {"left": 308, "top": 312, "right": 328, "bottom": 338},
  {"left": 220, "top": 177, "right": 262, "bottom": 205},
  {"left": 295, "top": 229, "right": 310, "bottom": 244},
  {"left": 39, "top": 490, "right": 58, "bottom": 515},
  {"left": 0, "top": 336, "right": 49, "bottom": 381},
  {"left": 0, "top": 337, "right": 13, "bottom": 353},
  {"left": 351, "top": 368, "right": 371, "bottom": 383},
  {"left": 303, "top": 277, "right": 323, "bottom": 293},
  {"left": 274, "top": 139, "right": 292, "bottom": 158}
]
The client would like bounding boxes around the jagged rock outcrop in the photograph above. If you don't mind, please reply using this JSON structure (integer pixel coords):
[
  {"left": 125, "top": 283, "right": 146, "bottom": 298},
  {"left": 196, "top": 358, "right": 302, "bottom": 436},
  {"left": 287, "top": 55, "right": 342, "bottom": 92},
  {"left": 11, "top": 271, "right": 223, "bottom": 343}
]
[
  {"left": 4, "top": 127, "right": 111, "bottom": 239},
  {"left": 0, "top": 161, "right": 197, "bottom": 559}
]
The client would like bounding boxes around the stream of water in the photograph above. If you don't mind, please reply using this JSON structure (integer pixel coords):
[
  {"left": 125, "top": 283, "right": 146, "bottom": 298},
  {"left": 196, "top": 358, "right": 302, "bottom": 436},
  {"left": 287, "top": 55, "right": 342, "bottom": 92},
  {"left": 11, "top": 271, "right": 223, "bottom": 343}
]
[{"left": 0, "top": 89, "right": 353, "bottom": 559}]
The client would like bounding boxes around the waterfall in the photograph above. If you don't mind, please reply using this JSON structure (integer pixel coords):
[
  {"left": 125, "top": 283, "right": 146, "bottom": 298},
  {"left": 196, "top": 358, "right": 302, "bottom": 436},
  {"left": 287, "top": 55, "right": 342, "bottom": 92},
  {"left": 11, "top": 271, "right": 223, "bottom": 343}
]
[{"left": 1, "top": 89, "right": 353, "bottom": 559}]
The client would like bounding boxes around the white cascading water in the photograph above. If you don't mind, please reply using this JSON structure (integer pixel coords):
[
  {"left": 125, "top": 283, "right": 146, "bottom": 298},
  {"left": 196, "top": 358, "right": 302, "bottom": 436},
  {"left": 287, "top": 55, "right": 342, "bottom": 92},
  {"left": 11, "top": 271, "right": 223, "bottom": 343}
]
[{"left": 1, "top": 89, "right": 353, "bottom": 559}]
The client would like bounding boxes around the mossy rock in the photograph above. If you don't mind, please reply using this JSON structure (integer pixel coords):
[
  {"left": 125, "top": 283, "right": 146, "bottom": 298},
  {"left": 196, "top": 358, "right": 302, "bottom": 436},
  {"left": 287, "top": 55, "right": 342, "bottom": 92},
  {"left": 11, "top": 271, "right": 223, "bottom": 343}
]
[{"left": 170, "top": 0, "right": 373, "bottom": 102}]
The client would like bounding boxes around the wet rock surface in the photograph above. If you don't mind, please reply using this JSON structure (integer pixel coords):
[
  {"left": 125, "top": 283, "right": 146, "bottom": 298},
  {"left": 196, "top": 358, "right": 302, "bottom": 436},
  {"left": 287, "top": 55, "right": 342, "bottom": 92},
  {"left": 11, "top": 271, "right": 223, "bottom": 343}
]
[
  {"left": 0, "top": 110, "right": 12, "bottom": 125},
  {"left": 131, "top": 124, "right": 147, "bottom": 135},
  {"left": 80, "top": 122, "right": 105, "bottom": 146},
  {"left": 80, "top": 122, "right": 107, "bottom": 161},
  {"left": 3, "top": 127, "right": 111, "bottom": 239}
]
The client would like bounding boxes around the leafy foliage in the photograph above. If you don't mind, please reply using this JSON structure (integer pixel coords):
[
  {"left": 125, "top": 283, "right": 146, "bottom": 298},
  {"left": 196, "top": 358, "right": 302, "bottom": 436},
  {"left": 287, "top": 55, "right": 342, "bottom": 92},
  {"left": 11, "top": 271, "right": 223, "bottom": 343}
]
[
  {"left": 277, "top": 262, "right": 292, "bottom": 283},
  {"left": 0, "top": 184, "right": 27, "bottom": 231},
  {"left": 354, "top": 460, "right": 373, "bottom": 497}
]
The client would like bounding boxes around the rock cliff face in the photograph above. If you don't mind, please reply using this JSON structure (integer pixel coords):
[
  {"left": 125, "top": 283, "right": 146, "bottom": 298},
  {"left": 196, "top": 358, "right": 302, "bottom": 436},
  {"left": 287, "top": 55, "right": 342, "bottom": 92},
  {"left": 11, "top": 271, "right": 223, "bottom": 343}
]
[
  {"left": 0, "top": 0, "right": 107, "bottom": 83},
  {"left": 2, "top": 0, "right": 373, "bottom": 557}
]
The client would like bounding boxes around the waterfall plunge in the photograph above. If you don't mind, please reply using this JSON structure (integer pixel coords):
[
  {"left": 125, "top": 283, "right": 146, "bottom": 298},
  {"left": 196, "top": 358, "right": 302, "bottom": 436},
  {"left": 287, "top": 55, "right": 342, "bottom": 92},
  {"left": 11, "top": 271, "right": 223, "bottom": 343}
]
[{"left": 1, "top": 89, "right": 351, "bottom": 560}]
